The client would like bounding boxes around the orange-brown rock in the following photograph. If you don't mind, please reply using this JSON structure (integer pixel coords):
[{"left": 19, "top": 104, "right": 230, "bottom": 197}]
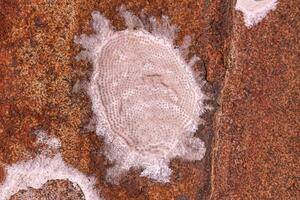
[
  {"left": 0, "top": 0, "right": 298, "bottom": 199},
  {"left": 9, "top": 179, "right": 84, "bottom": 200},
  {"left": 0, "top": 0, "right": 220, "bottom": 199},
  {"left": 211, "top": 0, "right": 300, "bottom": 199}
]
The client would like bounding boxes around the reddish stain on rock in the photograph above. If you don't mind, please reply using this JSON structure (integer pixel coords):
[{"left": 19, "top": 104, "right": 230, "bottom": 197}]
[{"left": 0, "top": 167, "right": 4, "bottom": 184}]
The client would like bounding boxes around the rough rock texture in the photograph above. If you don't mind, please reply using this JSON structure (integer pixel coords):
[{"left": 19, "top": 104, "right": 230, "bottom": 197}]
[
  {"left": 10, "top": 179, "right": 84, "bottom": 200},
  {"left": 211, "top": 0, "right": 300, "bottom": 199},
  {"left": 0, "top": 0, "right": 220, "bottom": 199},
  {"left": 0, "top": 0, "right": 298, "bottom": 200}
]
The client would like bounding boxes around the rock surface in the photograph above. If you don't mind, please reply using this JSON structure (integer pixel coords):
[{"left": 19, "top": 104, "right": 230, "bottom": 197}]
[
  {"left": 0, "top": 0, "right": 217, "bottom": 199},
  {"left": 212, "top": 0, "right": 300, "bottom": 199},
  {"left": 0, "top": 0, "right": 298, "bottom": 199},
  {"left": 9, "top": 180, "right": 84, "bottom": 200}
]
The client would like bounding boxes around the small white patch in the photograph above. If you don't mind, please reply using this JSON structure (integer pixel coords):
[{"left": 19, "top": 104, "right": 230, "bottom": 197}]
[
  {"left": 34, "top": 130, "right": 61, "bottom": 149},
  {"left": 0, "top": 154, "right": 102, "bottom": 200},
  {"left": 235, "top": 0, "right": 278, "bottom": 27},
  {"left": 75, "top": 6, "right": 207, "bottom": 183}
]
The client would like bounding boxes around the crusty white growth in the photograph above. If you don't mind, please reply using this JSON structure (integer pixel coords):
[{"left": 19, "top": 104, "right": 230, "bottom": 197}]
[
  {"left": 0, "top": 154, "right": 102, "bottom": 200},
  {"left": 75, "top": 7, "right": 207, "bottom": 183},
  {"left": 236, "top": 0, "right": 278, "bottom": 28}
]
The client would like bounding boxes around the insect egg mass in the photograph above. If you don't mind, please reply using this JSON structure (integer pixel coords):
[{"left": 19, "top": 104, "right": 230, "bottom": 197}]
[{"left": 75, "top": 7, "right": 207, "bottom": 183}]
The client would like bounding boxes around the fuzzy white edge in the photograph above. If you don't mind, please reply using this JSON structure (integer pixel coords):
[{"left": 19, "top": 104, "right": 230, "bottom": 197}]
[
  {"left": 0, "top": 154, "right": 103, "bottom": 200},
  {"left": 75, "top": 8, "right": 207, "bottom": 183}
]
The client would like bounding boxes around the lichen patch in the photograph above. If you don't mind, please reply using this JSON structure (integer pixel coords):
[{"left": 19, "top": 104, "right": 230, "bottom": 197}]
[
  {"left": 75, "top": 7, "right": 207, "bottom": 183},
  {"left": 0, "top": 154, "right": 102, "bottom": 200},
  {"left": 235, "top": 0, "right": 278, "bottom": 28}
]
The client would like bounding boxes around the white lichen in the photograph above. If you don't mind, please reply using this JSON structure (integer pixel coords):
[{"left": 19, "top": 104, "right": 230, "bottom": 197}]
[
  {"left": 75, "top": 7, "right": 207, "bottom": 183},
  {"left": 34, "top": 130, "right": 61, "bottom": 150},
  {"left": 235, "top": 0, "right": 278, "bottom": 28},
  {"left": 0, "top": 154, "right": 102, "bottom": 200}
]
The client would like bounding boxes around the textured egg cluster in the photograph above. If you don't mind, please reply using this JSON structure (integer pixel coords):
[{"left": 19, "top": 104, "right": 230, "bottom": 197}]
[{"left": 75, "top": 8, "right": 207, "bottom": 183}]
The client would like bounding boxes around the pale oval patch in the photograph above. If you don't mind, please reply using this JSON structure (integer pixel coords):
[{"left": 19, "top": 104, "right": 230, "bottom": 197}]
[{"left": 75, "top": 7, "right": 207, "bottom": 183}]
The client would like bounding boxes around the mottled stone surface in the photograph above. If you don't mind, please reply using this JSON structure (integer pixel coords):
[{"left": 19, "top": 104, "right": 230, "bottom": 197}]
[
  {"left": 0, "top": 0, "right": 222, "bottom": 199},
  {"left": 10, "top": 179, "right": 84, "bottom": 200},
  {"left": 0, "top": 0, "right": 298, "bottom": 199},
  {"left": 211, "top": 0, "right": 300, "bottom": 199}
]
